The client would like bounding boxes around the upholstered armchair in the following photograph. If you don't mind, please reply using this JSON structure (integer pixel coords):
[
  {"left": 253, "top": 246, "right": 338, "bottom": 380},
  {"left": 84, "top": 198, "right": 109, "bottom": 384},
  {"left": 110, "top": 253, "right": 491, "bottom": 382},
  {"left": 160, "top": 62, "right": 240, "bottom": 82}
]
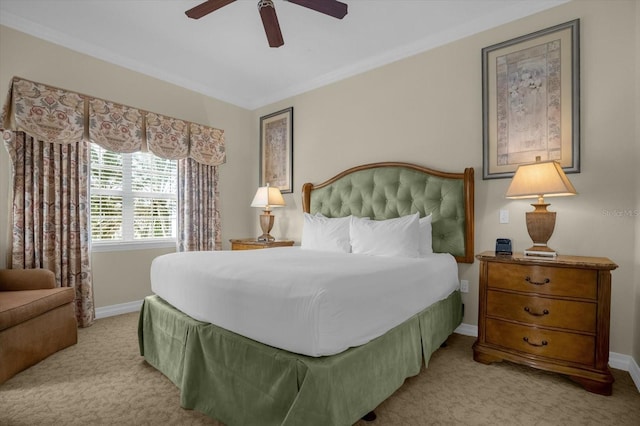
[{"left": 0, "top": 269, "right": 77, "bottom": 383}]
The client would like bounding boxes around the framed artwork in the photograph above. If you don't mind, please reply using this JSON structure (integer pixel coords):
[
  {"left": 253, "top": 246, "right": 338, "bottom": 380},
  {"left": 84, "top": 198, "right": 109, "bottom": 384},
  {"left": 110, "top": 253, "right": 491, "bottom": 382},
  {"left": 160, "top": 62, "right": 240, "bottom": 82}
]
[
  {"left": 482, "top": 19, "right": 580, "bottom": 179},
  {"left": 259, "top": 107, "right": 293, "bottom": 193}
]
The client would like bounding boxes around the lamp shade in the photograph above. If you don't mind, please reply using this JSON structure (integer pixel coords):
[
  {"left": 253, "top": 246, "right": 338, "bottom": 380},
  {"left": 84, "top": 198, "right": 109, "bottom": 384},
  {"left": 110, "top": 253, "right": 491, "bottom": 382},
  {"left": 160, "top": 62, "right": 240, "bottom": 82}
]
[
  {"left": 250, "top": 185, "right": 285, "bottom": 210},
  {"left": 506, "top": 160, "right": 577, "bottom": 200}
]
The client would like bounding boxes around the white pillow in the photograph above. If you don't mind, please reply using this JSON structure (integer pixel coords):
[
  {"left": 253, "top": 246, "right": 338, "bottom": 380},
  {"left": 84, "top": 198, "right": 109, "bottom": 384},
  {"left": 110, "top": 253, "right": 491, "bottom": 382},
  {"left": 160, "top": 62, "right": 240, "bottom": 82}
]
[
  {"left": 419, "top": 214, "right": 433, "bottom": 256},
  {"left": 350, "top": 213, "right": 420, "bottom": 258},
  {"left": 301, "top": 213, "right": 352, "bottom": 253}
]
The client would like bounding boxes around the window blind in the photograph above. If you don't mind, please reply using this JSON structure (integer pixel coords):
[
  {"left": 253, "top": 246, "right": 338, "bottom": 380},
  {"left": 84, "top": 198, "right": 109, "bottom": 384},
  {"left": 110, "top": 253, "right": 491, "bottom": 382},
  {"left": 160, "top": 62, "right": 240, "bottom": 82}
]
[{"left": 90, "top": 144, "right": 177, "bottom": 243}]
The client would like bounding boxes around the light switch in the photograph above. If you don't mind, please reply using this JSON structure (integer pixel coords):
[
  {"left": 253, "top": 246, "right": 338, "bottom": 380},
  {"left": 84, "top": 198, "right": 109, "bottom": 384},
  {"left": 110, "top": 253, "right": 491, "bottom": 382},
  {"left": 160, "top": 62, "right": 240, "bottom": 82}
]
[{"left": 499, "top": 209, "right": 509, "bottom": 224}]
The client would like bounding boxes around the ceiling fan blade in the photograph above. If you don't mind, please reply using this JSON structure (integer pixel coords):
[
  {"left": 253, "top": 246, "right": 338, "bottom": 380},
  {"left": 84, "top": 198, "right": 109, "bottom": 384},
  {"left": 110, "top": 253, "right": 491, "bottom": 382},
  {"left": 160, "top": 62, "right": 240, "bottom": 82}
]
[
  {"left": 185, "top": 0, "right": 236, "bottom": 19},
  {"left": 286, "top": 0, "right": 347, "bottom": 19},
  {"left": 259, "top": 1, "right": 284, "bottom": 48}
]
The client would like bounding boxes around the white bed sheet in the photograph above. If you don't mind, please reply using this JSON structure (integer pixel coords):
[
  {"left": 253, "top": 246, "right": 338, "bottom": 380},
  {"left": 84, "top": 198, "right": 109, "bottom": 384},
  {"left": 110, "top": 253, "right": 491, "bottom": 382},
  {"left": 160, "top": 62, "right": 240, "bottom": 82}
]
[{"left": 150, "top": 247, "right": 459, "bottom": 357}]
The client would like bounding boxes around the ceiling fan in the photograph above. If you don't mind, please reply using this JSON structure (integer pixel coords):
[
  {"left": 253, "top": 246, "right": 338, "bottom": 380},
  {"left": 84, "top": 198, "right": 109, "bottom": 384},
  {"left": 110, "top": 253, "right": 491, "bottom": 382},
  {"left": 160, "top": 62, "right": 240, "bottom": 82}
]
[{"left": 185, "top": 0, "right": 348, "bottom": 48}]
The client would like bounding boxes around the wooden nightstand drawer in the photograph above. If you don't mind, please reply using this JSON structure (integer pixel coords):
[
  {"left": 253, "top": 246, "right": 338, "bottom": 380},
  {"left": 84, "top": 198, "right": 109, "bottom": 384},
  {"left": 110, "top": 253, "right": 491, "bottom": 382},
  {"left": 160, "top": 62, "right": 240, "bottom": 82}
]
[
  {"left": 487, "top": 290, "right": 596, "bottom": 333},
  {"left": 487, "top": 262, "right": 597, "bottom": 299},
  {"left": 486, "top": 318, "right": 595, "bottom": 366}
]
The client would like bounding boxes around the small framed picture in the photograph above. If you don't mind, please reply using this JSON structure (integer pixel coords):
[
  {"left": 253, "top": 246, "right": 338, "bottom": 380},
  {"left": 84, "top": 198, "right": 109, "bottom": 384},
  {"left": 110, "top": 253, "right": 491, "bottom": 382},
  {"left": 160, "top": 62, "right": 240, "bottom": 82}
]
[
  {"left": 259, "top": 107, "right": 293, "bottom": 193},
  {"left": 482, "top": 19, "right": 580, "bottom": 179}
]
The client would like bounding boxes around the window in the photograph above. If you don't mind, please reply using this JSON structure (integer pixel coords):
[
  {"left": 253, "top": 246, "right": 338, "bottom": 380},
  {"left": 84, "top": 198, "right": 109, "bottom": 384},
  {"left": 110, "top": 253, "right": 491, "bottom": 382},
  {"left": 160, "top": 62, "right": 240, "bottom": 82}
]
[{"left": 90, "top": 144, "right": 177, "bottom": 249}]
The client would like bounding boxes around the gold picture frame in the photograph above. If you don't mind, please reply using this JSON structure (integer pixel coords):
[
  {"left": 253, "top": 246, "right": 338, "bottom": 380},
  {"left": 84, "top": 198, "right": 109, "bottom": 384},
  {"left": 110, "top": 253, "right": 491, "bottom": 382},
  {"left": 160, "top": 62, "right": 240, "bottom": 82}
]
[
  {"left": 259, "top": 107, "right": 293, "bottom": 193},
  {"left": 482, "top": 19, "right": 580, "bottom": 179}
]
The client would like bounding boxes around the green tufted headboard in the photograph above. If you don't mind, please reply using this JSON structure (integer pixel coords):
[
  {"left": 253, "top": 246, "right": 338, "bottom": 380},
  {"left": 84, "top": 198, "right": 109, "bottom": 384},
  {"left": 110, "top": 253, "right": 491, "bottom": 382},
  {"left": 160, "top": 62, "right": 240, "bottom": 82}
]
[{"left": 301, "top": 162, "right": 475, "bottom": 263}]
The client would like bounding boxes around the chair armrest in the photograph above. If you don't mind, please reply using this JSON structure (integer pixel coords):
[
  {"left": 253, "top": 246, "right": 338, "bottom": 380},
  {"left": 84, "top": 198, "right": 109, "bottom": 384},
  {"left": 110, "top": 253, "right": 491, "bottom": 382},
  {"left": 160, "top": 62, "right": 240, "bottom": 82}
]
[{"left": 0, "top": 269, "right": 56, "bottom": 291}]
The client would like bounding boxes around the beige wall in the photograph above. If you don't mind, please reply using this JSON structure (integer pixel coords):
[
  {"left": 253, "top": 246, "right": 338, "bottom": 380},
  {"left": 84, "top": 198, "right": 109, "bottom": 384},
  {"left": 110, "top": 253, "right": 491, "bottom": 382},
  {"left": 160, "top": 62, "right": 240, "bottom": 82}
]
[
  {"left": 255, "top": 0, "right": 639, "bottom": 359},
  {"left": 0, "top": 25, "right": 255, "bottom": 307},
  {"left": 0, "top": 0, "right": 638, "bottom": 364}
]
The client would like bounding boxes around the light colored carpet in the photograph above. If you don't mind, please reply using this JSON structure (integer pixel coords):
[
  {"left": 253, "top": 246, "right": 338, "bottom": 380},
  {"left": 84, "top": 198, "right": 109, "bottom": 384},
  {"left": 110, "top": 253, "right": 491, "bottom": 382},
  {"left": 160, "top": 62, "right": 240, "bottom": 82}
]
[{"left": 1, "top": 312, "right": 638, "bottom": 425}]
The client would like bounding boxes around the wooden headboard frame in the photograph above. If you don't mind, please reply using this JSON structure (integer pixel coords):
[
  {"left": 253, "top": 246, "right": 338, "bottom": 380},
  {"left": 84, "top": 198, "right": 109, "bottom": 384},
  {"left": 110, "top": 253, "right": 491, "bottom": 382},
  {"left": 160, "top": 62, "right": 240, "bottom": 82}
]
[{"left": 301, "top": 162, "right": 475, "bottom": 263}]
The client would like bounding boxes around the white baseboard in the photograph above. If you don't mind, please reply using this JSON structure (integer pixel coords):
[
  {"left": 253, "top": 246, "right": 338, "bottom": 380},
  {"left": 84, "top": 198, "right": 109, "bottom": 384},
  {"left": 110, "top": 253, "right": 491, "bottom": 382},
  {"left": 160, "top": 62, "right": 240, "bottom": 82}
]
[
  {"left": 608, "top": 351, "right": 630, "bottom": 371},
  {"left": 454, "top": 323, "right": 478, "bottom": 337},
  {"left": 611, "top": 355, "right": 640, "bottom": 392},
  {"left": 95, "top": 299, "right": 143, "bottom": 319},
  {"left": 454, "top": 322, "right": 640, "bottom": 392}
]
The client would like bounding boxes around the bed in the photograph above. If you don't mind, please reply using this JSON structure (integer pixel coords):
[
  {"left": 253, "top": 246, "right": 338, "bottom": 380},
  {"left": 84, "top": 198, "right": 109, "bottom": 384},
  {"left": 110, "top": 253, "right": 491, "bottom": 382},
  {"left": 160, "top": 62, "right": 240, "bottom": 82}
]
[{"left": 138, "top": 161, "right": 474, "bottom": 425}]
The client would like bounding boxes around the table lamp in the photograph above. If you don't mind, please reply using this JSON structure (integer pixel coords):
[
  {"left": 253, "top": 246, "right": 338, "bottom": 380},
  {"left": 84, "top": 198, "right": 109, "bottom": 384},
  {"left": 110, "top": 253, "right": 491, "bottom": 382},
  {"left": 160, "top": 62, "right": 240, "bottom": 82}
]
[
  {"left": 251, "top": 183, "right": 285, "bottom": 241},
  {"left": 505, "top": 156, "right": 577, "bottom": 257}
]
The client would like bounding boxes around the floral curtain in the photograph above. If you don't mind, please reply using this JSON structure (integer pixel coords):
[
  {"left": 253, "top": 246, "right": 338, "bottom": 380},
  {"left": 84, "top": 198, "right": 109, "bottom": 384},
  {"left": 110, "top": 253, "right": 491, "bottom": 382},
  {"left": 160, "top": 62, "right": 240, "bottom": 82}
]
[
  {"left": 178, "top": 158, "right": 221, "bottom": 251},
  {"left": 175, "top": 123, "right": 225, "bottom": 252},
  {"left": 2, "top": 78, "right": 94, "bottom": 326},
  {"left": 1, "top": 76, "right": 227, "bottom": 326},
  {"left": 3, "top": 130, "right": 94, "bottom": 327}
]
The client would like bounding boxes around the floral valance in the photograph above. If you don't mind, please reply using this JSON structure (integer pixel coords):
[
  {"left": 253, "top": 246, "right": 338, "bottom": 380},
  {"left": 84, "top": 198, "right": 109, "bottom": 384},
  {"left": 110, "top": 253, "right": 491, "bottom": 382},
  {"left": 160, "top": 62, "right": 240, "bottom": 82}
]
[
  {"left": 1, "top": 77, "right": 225, "bottom": 166},
  {"left": 190, "top": 123, "right": 226, "bottom": 166},
  {"left": 89, "top": 99, "right": 144, "bottom": 153},
  {"left": 146, "top": 113, "right": 189, "bottom": 159},
  {"left": 2, "top": 78, "right": 84, "bottom": 144}
]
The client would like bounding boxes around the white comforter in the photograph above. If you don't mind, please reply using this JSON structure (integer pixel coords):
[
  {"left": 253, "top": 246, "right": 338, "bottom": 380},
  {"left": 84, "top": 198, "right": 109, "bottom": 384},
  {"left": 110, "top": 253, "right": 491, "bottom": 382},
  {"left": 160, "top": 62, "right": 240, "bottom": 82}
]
[{"left": 150, "top": 247, "right": 459, "bottom": 357}]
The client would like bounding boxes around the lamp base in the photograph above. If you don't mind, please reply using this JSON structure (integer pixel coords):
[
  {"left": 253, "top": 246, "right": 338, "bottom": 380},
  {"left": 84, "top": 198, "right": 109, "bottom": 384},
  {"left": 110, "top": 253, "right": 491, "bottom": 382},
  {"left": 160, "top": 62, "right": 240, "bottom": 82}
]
[
  {"left": 524, "top": 244, "right": 557, "bottom": 258},
  {"left": 257, "top": 211, "right": 275, "bottom": 242},
  {"left": 525, "top": 204, "right": 557, "bottom": 258}
]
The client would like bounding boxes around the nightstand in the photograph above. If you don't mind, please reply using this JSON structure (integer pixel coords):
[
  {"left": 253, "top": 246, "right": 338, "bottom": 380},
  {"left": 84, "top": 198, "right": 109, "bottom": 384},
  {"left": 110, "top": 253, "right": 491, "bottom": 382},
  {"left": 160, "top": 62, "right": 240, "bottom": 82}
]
[
  {"left": 229, "top": 238, "right": 294, "bottom": 251},
  {"left": 473, "top": 251, "right": 618, "bottom": 395}
]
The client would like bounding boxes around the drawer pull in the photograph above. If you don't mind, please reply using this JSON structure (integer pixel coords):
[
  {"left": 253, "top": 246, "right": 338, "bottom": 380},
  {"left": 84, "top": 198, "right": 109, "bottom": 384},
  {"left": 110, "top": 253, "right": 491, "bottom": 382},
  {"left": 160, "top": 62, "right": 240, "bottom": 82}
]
[
  {"left": 525, "top": 276, "right": 550, "bottom": 286},
  {"left": 524, "top": 307, "right": 549, "bottom": 317},
  {"left": 523, "top": 337, "right": 548, "bottom": 347}
]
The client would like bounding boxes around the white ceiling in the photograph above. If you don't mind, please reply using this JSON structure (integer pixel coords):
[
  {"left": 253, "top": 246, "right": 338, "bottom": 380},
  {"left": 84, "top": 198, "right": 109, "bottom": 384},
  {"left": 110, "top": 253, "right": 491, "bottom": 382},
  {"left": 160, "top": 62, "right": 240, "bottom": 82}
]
[{"left": 0, "top": 0, "right": 568, "bottom": 110}]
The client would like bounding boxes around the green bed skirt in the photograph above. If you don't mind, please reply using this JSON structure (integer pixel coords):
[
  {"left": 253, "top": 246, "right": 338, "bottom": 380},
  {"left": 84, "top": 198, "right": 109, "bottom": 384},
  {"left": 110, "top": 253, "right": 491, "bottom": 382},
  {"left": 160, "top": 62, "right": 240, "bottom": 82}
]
[{"left": 138, "top": 291, "right": 462, "bottom": 426}]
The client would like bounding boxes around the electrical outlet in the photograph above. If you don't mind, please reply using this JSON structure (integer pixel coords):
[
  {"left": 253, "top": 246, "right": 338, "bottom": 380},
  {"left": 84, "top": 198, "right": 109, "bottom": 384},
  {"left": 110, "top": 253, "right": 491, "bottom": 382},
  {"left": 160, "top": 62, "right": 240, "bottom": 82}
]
[
  {"left": 460, "top": 280, "right": 469, "bottom": 293},
  {"left": 499, "top": 209, "right": 509, "bottom": 224}
]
